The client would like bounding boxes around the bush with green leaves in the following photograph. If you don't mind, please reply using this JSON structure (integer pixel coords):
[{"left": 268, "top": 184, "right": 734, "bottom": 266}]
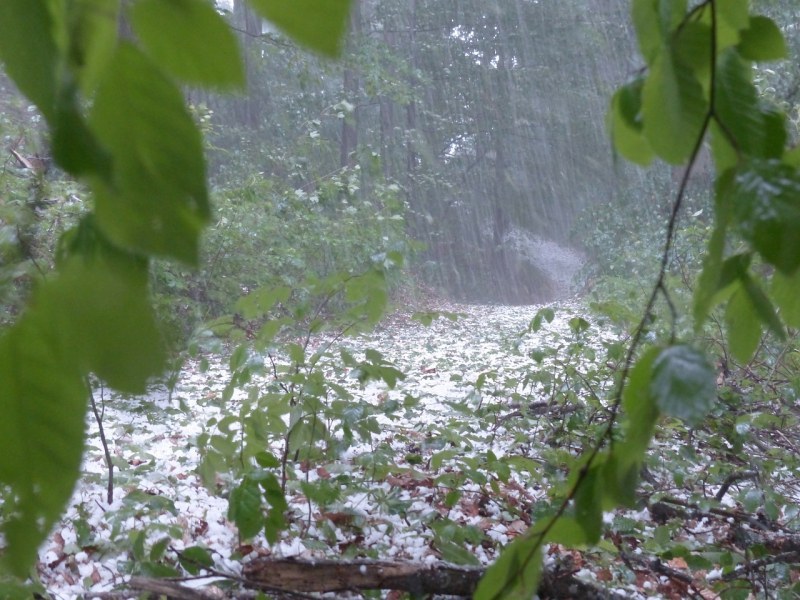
[
  {"left": 150, "top": 170, "right": 409, "bottom": 341},
  {"left": 196, "top": 257, "right": 405, "bottom": 544}
]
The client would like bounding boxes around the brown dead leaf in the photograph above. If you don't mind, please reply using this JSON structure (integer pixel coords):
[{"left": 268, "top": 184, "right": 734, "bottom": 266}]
[
  {"left": 507, "top": 520, "right": 528, "bottom": 535},
  {"left": 321, "top": 512, "right": 355, "bottom": 526},
  {"left": 596, "top": 568, "right": 613, "bottom": 582},
  {"left": 316, "top": 466, "right": 331, "bottom": 479},
  {"left": 668, "top": 556, "right": 689, "bottom": 570},
  {"left": 194, "top": 519, "right": 209, "bottom": 537}
]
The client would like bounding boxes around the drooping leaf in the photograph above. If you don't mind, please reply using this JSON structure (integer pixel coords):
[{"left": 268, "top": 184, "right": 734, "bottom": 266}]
[
  {"left": 0, "top": 0, "right": 59, "bottom": 120},
  {"left": 693, "top": 176, "right": 735, "bottom": 328},
  {"left": 715, "top": 0, "right": 750, "bottom": 50},
  {"left": 621, "top": 348, "right": 662, "bottom": 449},
  {"left": 608, "top": 78, "right": 654, "bottom": 165},
  {"left": 650, "top": 345, "right": 716, "bottom": 427},
  {"left": 738, "top": 16, "right": 787, "bottom": 62},
  {"left": 574, "top": 462, "right": 604, "bottom": 544},
  {"left": 739, "top": 272, "right": 785, "bottom": 341},
  {"left": 709, "top": 121, "right": 739, "bottom": 173},
  {"left": 0, "top": 311, "right": 88, "bottom": 576},
  {"left": 714, "top": 50, "right": 767, "bottom": 158},
  {"left": 642, "top": 49, "right": 707, "bottom": 164},
  {"left": 247, "top": 0, "right": 352, "bottom": 57},
  {"left": 132, "top": 0, "right": 244, "bottom": 89},
  {"left": 46, "top": 257, "right": 166, "bottom": 392},
  {"left": 90, "top": 43, "right": 210, "bottom": 265},
  {"left": 228, "top": 477, "right": 263, "bottom": 539},
  {"left": 725, "top": 287, "right": 761, "bottom": 363},
  {"left": 674, "top": 21, "right": 712, "bottom": 81},
  {"left": 772, "top": 269, "right": 800, "bottom": 329},
  {"left": 606, "top": 347, "right": 662, "bottom": 506},
  {"left": 730, "top": 159, "right": 800, "bottom": 275},
  {"left": 631, "top": 0, "right": 662, "bottom": 65},
  {"left": 259, "top": 472, "right": 288, "bottom": 544},
  {"left": 474, "top": 534, "right": 541, "bottom": 600},
  {"left": 631, "top": 0, "right": 687, "bottom": 65},
  {"left": 50, "top": 218, "right": 166, "bottom": 391}
]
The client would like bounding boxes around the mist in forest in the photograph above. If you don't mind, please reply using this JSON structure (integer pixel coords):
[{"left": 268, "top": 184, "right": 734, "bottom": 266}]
[{"left": 180, "top": 0, "right": 662, "bottom": 305}]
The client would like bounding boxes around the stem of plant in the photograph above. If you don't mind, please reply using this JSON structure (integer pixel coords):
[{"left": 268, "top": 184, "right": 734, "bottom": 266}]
[{"left": 88, "top": 380, "right": 114, "bottom": 504}]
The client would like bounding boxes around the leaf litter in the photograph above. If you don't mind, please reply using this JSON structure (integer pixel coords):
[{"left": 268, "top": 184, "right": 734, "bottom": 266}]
[{"left": 34, "top": 299, "right": 800, "bottom": 598}]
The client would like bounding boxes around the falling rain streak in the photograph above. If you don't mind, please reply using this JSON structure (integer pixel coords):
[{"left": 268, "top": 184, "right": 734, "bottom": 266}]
[{"left": 190, "top": 0, "right": 671, "bottom": 303}]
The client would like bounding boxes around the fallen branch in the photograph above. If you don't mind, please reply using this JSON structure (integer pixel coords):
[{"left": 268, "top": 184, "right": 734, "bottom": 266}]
[
  {"left": 650, "top": 497, "right": 775, "bottom": 531},
  {"left": 720, "top": 550, "right": 800, "bottom": 581}
]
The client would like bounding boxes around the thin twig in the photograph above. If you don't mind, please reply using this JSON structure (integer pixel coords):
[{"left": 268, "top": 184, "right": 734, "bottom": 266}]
[{"left": 88, "top": 379, "right": 114, "bottom": 504}]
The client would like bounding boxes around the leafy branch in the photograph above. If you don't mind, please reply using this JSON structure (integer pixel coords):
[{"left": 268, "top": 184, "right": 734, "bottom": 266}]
[{"left": 477, "top": 0, "right": 796, "bottom": 596}]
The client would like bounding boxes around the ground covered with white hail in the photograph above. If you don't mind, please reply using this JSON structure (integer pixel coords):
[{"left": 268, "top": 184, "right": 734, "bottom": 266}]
[{"left": 35, "top": 300, "right": 800, "bottom": 599}]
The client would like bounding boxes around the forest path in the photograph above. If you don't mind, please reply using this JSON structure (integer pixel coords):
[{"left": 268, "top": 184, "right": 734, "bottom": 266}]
[{"left": 505, "top": 227, "right": 586, "bottom": 299}]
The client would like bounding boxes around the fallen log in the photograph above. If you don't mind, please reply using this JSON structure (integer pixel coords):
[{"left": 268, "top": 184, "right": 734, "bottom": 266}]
[
  {"left": 242, "top": 556, "right": 628, "bottom": 599},
  {"left": 243, "top": 558, "right": 480, "bottom": 596}
]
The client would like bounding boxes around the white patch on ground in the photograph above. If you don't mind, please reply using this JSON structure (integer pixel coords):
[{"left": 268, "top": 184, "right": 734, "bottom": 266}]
[
  {"left": 35, "top": 300, "right": 628, "bottom": 598},
  {"left": 504, "top": 227, "right": 586, "bottom": 297}
]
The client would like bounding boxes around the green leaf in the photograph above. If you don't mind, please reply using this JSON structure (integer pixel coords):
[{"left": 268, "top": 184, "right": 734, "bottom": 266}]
[
  {"left": 0, "top": 0, "right": 59, "bottom": 120},
  {"left": 694, "top": 173, "right": 739, "bottom": 327},
  {"left": 52, "top": 97, "right": 111, "bottom": 178},
  {"left": 738, "top": 16, "right": 787, "bottom": 62},
  {"left": 132, "top": 0, "right": 244, "bottom": 89},
  {"left": 605, "top": 347, "right": 662, "bottom": 507},
  {"left": 178, "top": 546, "right": 214, "bottom": 575},
  {"left": 717, "top": 0, "right": 749, "bottom": 32},
  {"left": 542, "top": 516, "right": 590, "bottom": 546},
  {"left": 474, "top": 534, "right": 541, "bottom": 600},
  {"left": 47, "top": 256, "right": 166, "bottom": 392},
  {"left": 621, "top": 347, "right": 661, "bottom": 456},
  {"left": 715, "top": 0, "right": 749, "bottom": 49},
  {"left": 574, "top": 463, "right": 603, "bottom": 544},
  {"left": 631, "top": 0, "right": 661, "bottom": 65},
  {"left": 66, "top": 0, "right": 120, "bottom": 94},
  {"left": 772, "top": 269, "right": 800, "bottom": 328},
  {"left": 236, "top": 285, "right": 291, "bottom": 320},
  {"left": 150, "top": 537, "right": 170, "bottom": 562},
  {"left": 631, "top": 0, "right": 687, "bottom": 65},
  {"left": 725, "top": 287, "right": 761, "bottom": 363},
  {"left": 608, "top": 78, "right": 654, "bottom": 165},
  {"left": 0, "top": 312, "right": 88, "bottom": 576},
  {"left": 228, "top": 478, "right": 263, "bottom": 539},
  {"left": 715, "top": 50, "right": 773, "bottom": 159},
  {"left": 650, "top": 345, "right": 716, "bottom": 427},
  {"left": 90, "top": 43, "right": 210, "bottom": 265},
  {"left": 642, "top": 48, "right": 707, "bottom": 164},
  {"left": 730, "top": 159, "right": 800, "bottom": 275},
  {"left": 259, "top": 472, "right": 287, "bottom": 544},
  {"left": 739, "top": 272, "right": 785, "bottom": 341},
  {"left": 436, "top": 538, "right": 481, "bottom": 566},
  {"left": 247, "top": 0, "right": 352, "bottom": 57},
  {"left": 602, "top": 452, "right": 641, "bottom": 509}
]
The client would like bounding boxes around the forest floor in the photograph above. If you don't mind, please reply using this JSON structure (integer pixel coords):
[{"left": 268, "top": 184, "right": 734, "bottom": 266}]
[{"left": 36, "top": 298, "right": 800, "bottom": 599}]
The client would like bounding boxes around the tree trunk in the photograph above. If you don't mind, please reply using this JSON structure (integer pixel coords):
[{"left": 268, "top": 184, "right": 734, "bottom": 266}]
[{"left": 340, "top": 4, "right": 362, "bottom": 170}]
